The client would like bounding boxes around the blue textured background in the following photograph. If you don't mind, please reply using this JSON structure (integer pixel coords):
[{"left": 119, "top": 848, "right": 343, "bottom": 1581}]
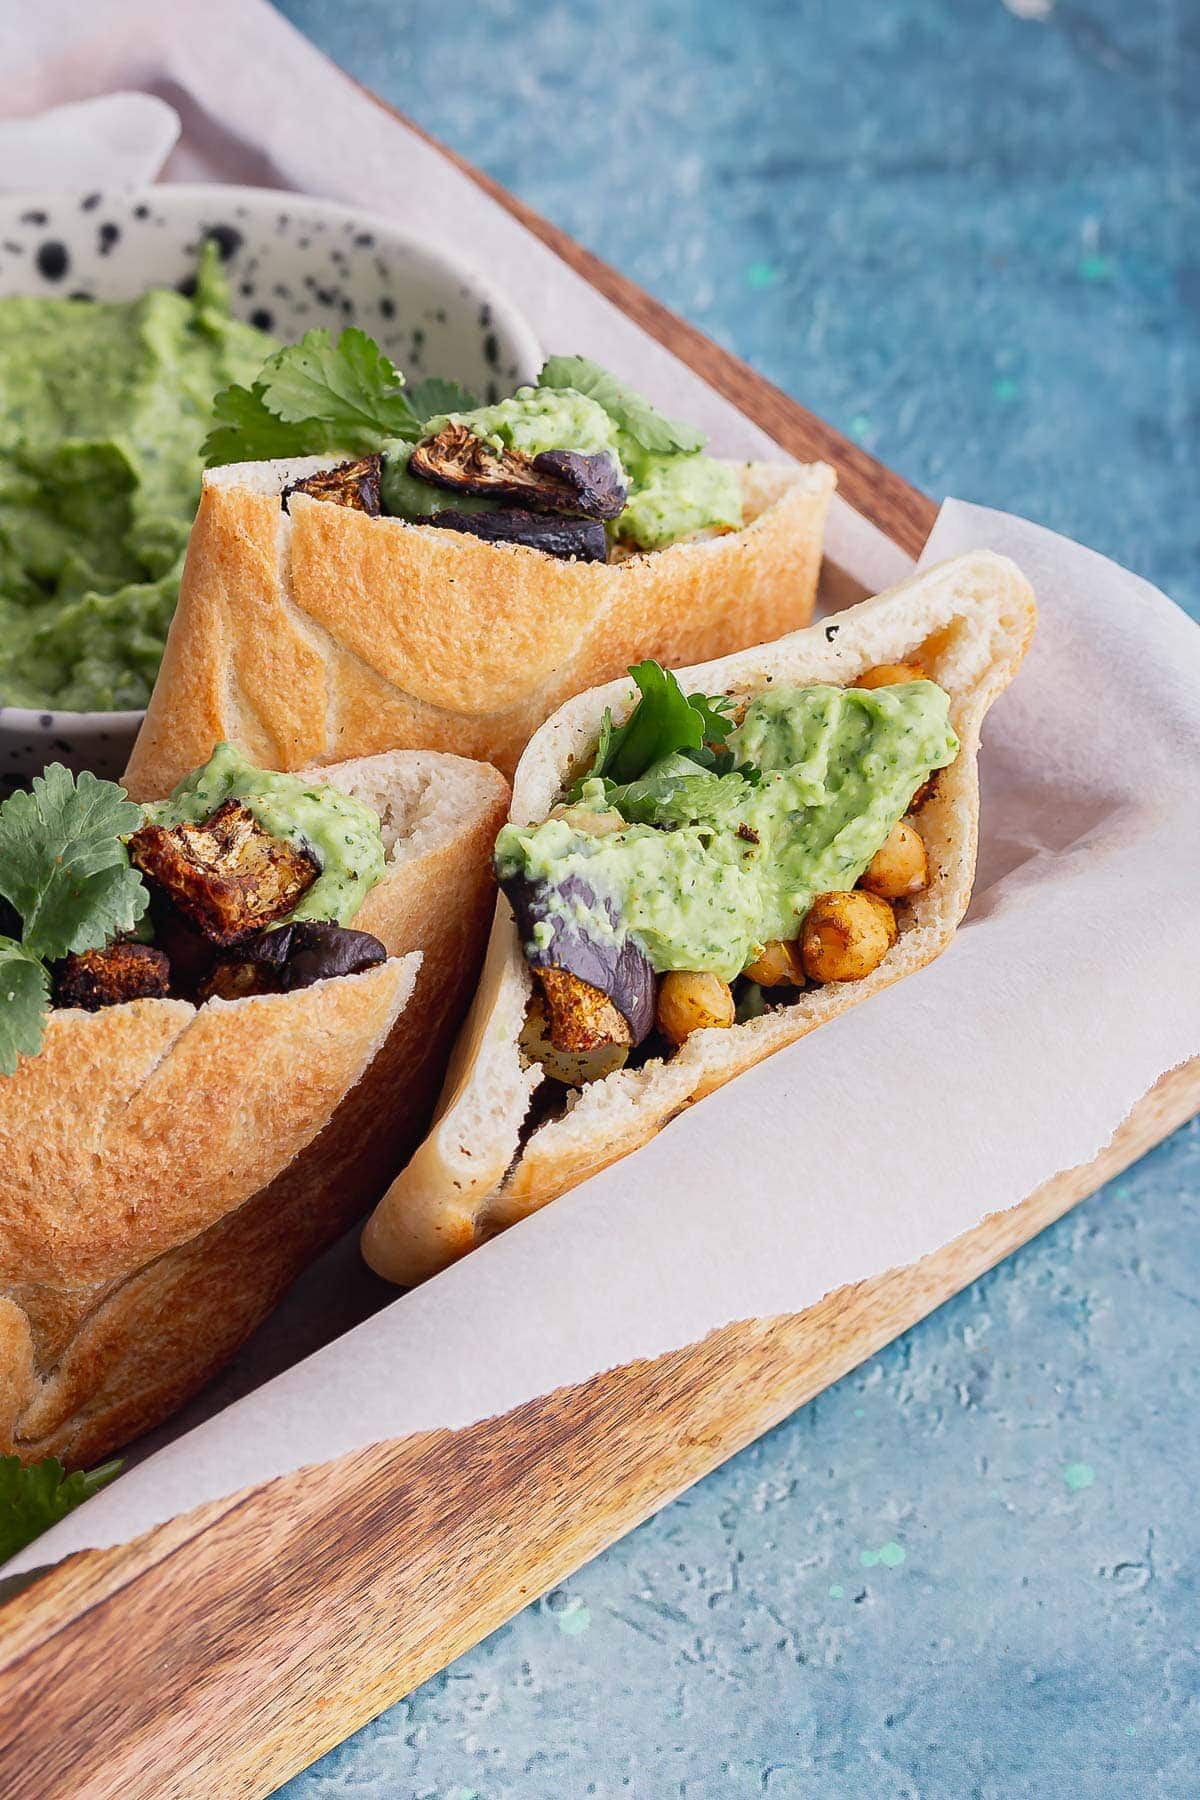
[{"left": 273, "top": 2, "right": 1199, "bottom": 1793}]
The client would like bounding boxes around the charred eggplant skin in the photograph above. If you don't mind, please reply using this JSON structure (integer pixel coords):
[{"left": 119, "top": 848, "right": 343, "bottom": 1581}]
[
  {"left": 281, "top": 455, "right": 383, "bottom": 516},
  {"left": 409, "top": 423, "right": 626, "bottom": 520},
  {"left": 429, "top": 508, "right": 609, "bottom": 562},
  {"left": 503, "top": 870, "right": 656, "bottom": 1044},
  {"left": 530, "top": 450, "right": 627, "bottom": 520},
  {"left": 213, "top": 920, "right": 388, "bottom": 994}
]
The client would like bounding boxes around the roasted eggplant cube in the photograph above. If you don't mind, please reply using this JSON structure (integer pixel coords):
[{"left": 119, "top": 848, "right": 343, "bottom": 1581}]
[
  {"left": 53, "top": 943, "right": 171, "bottom": 1011},
  {"left": 504, "top": 870, "right": 657, "bottom": 1044},
  {"left": 429, "top": 508, "right": 609, "bottom": 563},
  {"left": 198, "top": 920, "right": 387, "bottom": 1002},
  {"left": 281, "top": 455, "right": 383, "bottom": 515},
  {"left": 409, "top": 423, "right": 626, "bottom": 520},
  {"left": 128, "top": 800, "right": 319, "bottom": 947},
  {"left": 535, "top": 966, "right": 635, "bottom": 1054}
]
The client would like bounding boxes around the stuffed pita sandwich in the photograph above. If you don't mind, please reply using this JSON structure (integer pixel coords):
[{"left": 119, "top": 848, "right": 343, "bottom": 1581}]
[
  {"left": 122, "top": 347, "right": 834, "bottom": 796},
  {"left": 362, "top": 550, "right": 1036, "bottom": 1287},
  {"left": 0, "top": 743, "right": 506, "bottom": 1465}
]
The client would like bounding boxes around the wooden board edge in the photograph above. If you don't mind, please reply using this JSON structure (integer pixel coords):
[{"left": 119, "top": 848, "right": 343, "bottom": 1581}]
[
  {"left": 356, "top": 81, "right": 939, "bottom": 560},
  {"left": 1, "top": 1058, "right": 1195, "bottom": 1800}
]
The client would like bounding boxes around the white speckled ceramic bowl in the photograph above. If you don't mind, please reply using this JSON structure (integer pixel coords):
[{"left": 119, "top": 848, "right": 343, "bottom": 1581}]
[{"left": 0, "top": 184, "right": 542, "bottom": 782}]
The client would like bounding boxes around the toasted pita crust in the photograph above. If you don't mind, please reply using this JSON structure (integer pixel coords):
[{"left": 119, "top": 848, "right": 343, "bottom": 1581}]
[
  {"left": 361, "top": 551, "right": 1037, "bottom": 1288},
  {"left": 122, "top": 457, "right": 836, "bottom": 798},
  {"left": 0, "top": 747, "right": 508, "bottom": 1465}
]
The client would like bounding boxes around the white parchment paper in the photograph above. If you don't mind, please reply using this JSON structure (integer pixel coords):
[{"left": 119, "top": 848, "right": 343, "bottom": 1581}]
[
  {"left": 11, "top": 500, "right": 1198, "bottom": 1572},
  {"left": 3, "top": 3, "right": 1199, "bottom": 1572}
]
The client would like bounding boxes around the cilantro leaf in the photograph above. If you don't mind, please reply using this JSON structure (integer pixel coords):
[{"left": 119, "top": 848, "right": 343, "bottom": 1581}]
[
  {"left": 202, "top": 380, "right": 331, "bottom": 467},
  {"left": 0, "top": 1454, "right": 121, "bottom": 1565},
  {"left": 570, "top": 661, "right": 737, "bottom": 797},
  {"left": 0, "top": 940, "right": 50, "bottom": 1076},
  {"left": 405, "top": 376, "right": 479, "bottom": 421},
  {"left": 538, "top": 355, "right": 706, "bottom": 456},
  {"left": 258, "top": 328, "right": 420, "bottom": 441},
  {"left": 0, "top": 766, "right": 148, "bottom": 962},
  {"left": 203, "top": 328, "right": 427, "bottom": 467}
]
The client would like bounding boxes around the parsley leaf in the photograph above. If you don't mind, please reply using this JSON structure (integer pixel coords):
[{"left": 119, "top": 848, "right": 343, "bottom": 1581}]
[
  {"left": 570, "top": 661, "right": 737, "bottom": 796},
  {"left": 203, "top": 328, "right": 428, "bottom": 467},
  {"left": 404, "top": 376, "right": 479, "bottom": 420},
  {"left": 0, "top": 940, "right": 49, "bottom": 1077},
  {"left": 538, "top": 355, "right": 706, "bottom": 456},
  {"left": 0, "top": 1454, "right": 122, "bottom": 1565},
  {"left": 0, "top": 766, "right": 148, "bottom": 962}
]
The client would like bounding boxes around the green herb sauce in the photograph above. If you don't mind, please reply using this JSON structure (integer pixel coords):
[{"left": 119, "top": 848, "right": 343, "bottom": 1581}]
[
  {"left": 0, "top": 244, "right": 277, "bottom": 711},
  {"left": 142, "top": 743, "right": 386, "bottom": 927},
  {"left": 389, "top": 383, "right": 744, "bottom": 551},
  {"left": 495, "top": 682, "right": 958, "bottom": 980}
]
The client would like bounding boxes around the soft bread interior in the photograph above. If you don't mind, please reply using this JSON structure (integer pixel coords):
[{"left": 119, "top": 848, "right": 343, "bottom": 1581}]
[
  {"left": 362, "top": 550, "right": 1037, "bottom": 1287},
  {"left": 1, "top": 746, "right": 508, "bottom": 1464}
]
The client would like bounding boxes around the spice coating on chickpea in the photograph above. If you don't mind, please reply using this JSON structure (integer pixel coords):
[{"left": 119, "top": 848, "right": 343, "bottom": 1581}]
[
  {"left": 859, "top": 819, "right": 928, "bottom": 900},
  {"left": 801, "top": 890, "right": 897, "bottom": 983},
  {"left": 656, "top": 970, "right": 735, "bottom": 1045},
  {"left": 744, "top": 938, "right": 806, "bottom": 987}
]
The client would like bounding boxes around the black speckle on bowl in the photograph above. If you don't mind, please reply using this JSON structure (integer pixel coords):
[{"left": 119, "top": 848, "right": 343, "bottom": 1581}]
[
  {"left": 68, "top": 290, "right": 95, "bottom": 303},
  {"left": 379, "top": 295, "right": 395, "bottom": 319},
  {"left": 133, "top": 203, "right": 151, "bottom": 220},
  {"left": 483, "top": 331, "right": 500, "bottom": 369},
  {"left": 205, "top": 224, "right": 244, "bottom": 261},
  {"left": 250, "top": 307, "right": 274, "bottom": 331},
  {"left": 80, "top": 192, "right": 102, "bottom": 212},
  {"left": 354, "top": 232, "right": 374, "bottom": 247},
  {"left": 20, "top": 209, "right": 48, "bottom": 226},
  {"left": 39, "top": 714, "right": 52, "bottom": 728},
  {"left": 98, "top": 221, "right": 120, "bottom": 256},
  {"left": 36, "top": 240, "right": 69, "bottom": 280}
]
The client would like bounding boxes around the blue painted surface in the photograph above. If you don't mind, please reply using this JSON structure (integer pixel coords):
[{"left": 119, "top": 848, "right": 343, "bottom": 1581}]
[{"left": 273, "top": 1, "right": 1200, "bottom": 1791}]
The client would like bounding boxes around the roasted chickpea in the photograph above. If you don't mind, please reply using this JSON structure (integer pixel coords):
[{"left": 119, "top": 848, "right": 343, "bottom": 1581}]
[
  {"left": 547, "top": 804, "right": 626, "bottom": 837},
  {"left": 656, "top": 970, "right": 735, "bottom": 1046},
  {"left": 801, "top": 890, "right": 897, "bottom": 983},
  {"left": 856, "top": 660, "right": 926, "bottom": 690},
  {"left": 744, "top": 938, "right": 806, "bottom": 987},
  {"left": 859, "top": 819, "right": 928, "bottom": 900}
]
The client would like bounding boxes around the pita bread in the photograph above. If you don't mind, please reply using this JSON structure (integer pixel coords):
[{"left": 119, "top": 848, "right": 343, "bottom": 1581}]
[
  {"left": 362, "top": 551, "right": 1036, "bottom": 1287},
  {"left": 122, "top": 456, "right": 835, "bottom": 798},
  {"left": 0, "top": 747, "right": 508, "bottom": 1465}
]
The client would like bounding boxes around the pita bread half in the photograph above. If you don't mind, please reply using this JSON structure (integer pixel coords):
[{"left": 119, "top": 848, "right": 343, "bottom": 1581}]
[
  {"left": 361, "top": 550, "right": 1037, "bottom": 1288},
  {"left": 0, "top": 746, "right": 508, "bottom": 1466},
  {"left": 121, "top": 455, "right": 836, "bottom": 798}
]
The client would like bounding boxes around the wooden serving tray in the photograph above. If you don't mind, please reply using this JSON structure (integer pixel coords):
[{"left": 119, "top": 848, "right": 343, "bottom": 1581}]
[{"left": 2, "top": 99, "right": 1197, "bottom": 1800}]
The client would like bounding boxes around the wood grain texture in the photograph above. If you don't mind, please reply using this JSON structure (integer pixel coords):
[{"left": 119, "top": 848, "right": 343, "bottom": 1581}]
[
  {"left": 0, "top": 98, "right": 1194, "bottom": 1800},
  {"left": 1, "top": 1060, "right": 1195, "bottom": 1800}
]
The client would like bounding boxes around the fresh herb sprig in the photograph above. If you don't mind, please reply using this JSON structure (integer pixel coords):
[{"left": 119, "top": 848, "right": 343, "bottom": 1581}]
[
  {"left": 569, "top": 660, "right": 756, "bottom": 806},
  {"left": 202, "top": 328, "right": 478, "bottom": 468},
  {"left": 0, "top": 767, "right": 149, "bottom": 1074},
  {"left": 538, "top": 355, "right": 706, "bottom": 457},
  {"left": 0, "top": 1454, "right": 122, "bottom": 1564}
]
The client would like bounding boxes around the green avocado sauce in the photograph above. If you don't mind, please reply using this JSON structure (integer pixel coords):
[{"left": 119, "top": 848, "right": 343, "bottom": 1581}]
[
  {"left": 0, "top": 243, "right": 277, "bottom": 712},
  {"left": 387, "top": 384, "right": 743, "bottom": 551},
  {"left": 142, "top": 743, "right": 386, "bottom": 927},
  {"left": 495, "top": 682, "right": 958, "bottom": 981}
]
